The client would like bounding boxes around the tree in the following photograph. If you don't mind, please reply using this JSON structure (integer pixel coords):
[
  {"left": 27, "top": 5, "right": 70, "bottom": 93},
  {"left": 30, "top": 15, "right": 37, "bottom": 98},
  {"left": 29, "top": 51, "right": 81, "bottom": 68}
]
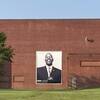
[{"left": 0, "top": 32, "right": 14, "bottom": 64}]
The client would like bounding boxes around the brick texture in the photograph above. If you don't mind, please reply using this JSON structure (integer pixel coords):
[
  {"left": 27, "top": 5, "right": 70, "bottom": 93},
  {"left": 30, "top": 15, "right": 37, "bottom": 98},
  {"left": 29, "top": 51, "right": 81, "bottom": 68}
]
[{"left": 0, "top": 19, "right": 100, "bottom": 89}]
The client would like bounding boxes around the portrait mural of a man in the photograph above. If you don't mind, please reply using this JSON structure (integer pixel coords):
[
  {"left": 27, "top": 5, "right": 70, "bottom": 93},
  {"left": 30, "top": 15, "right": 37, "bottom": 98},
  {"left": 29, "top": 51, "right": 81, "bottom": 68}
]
[{"left": 36, "top": 51, "right": 62, "bottom": 83}]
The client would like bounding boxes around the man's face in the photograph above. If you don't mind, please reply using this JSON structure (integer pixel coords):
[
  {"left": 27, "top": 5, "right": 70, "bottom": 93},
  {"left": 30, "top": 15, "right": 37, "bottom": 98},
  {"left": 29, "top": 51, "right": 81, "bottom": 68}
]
[{"left": 45, "top": 53, "right": 53, "bottom": 66}]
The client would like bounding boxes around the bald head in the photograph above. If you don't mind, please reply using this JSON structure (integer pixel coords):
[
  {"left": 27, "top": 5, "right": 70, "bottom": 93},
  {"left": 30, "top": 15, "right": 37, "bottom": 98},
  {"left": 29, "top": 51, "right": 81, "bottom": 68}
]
[{"left": 45, "top": 53, "right": 53, "bottom": 66}]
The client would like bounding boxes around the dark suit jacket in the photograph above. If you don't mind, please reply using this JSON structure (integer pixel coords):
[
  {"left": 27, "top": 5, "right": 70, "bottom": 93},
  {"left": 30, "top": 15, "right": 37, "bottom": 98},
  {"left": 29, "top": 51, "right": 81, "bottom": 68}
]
[{"left": 37, "top": 66, "right": 61, "bottom": 83}]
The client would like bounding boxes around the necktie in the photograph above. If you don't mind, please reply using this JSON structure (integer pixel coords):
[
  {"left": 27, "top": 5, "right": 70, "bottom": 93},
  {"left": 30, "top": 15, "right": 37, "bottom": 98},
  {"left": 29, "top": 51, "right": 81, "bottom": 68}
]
[
  {"left": 49, "top": 67, "right": 51, "bottom": 76},
  {"left": 48, "top": 67, "right": 53, "bottom": 80}
]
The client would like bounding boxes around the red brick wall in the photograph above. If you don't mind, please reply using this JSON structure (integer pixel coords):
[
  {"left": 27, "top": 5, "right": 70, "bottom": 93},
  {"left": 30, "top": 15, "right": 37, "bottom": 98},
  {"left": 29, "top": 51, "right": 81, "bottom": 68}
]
[
  {"left": 0, "top": 19, "right": 100, "bottom": 89},
  {"left": 68, "top": 54, "right": 100, "bottom": 88}
]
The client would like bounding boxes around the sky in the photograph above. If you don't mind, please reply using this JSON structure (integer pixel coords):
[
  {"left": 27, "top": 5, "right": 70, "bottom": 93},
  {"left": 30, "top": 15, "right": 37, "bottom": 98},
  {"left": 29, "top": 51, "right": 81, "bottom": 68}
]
[{"left": 0, "top": 0, "right": 100, "bottom": 19}]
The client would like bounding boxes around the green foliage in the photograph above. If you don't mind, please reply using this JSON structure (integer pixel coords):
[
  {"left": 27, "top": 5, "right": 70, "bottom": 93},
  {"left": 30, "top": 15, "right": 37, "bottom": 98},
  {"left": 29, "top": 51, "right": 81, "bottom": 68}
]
[
  {"left": 0, "top": 32, "right": 14, "bottom": 64},
  {"left": 0, "top": 32, "right": 6, "bottom": 47}
]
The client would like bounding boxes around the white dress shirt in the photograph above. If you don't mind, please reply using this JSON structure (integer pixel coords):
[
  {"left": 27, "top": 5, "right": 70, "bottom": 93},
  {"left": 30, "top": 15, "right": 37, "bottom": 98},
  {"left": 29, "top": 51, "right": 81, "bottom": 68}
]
[{"left": 46, "top": 65, "right": 53, "bottom": 77}]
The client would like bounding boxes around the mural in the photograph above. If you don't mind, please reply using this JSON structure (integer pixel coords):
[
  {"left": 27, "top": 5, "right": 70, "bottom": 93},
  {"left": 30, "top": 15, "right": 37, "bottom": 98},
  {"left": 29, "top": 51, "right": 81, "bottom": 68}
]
[{"left": 36, "top": 51, "right": 62, "bottom": 83}]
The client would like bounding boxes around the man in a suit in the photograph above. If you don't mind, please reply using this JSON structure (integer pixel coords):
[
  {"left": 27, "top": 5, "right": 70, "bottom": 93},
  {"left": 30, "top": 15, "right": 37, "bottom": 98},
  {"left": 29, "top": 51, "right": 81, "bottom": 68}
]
[{"left": 37, "top": 53, "right": 61, "bottom": 83}]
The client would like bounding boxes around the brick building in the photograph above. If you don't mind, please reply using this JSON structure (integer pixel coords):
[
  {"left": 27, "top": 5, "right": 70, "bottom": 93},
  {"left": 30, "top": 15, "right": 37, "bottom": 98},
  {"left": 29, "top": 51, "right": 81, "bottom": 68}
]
[{"left": 0, "top": 19, "right": 100, "bottom": 89}]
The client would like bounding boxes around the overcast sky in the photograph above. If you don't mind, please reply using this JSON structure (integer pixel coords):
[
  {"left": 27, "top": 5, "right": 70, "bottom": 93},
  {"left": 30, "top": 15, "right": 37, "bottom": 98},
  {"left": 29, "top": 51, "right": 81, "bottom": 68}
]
[{"left": 0, "top": 0, "right": 100, "bottom": 19}]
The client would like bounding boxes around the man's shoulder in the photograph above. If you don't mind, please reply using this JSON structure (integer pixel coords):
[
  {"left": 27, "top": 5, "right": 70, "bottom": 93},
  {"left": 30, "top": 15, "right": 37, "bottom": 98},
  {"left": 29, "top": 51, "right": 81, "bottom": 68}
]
[
  {"left": 52, "top": 67, "right": 61, "bottom": 72},
  {"left": 37, "top": 66, "right": 46, "bottom": 70}
]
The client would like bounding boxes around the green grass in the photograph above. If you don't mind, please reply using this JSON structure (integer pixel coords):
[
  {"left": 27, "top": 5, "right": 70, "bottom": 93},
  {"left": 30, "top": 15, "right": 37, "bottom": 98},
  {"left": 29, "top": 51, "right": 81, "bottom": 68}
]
[{"left": 0, "top": 88, "right": 100, "bottom": 100}]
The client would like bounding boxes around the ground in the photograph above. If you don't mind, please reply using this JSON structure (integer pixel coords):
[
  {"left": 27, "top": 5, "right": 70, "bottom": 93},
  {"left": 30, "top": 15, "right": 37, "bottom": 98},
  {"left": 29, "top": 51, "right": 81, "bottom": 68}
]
[{"left": 0, "top": 88, "right": 100, "bottom": 100}]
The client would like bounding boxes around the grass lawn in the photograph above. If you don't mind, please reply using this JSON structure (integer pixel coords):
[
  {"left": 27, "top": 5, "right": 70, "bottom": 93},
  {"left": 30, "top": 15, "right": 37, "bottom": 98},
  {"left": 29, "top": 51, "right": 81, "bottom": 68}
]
[{"left": 0, "top": 88, "right": 100, "bottom": 100}]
